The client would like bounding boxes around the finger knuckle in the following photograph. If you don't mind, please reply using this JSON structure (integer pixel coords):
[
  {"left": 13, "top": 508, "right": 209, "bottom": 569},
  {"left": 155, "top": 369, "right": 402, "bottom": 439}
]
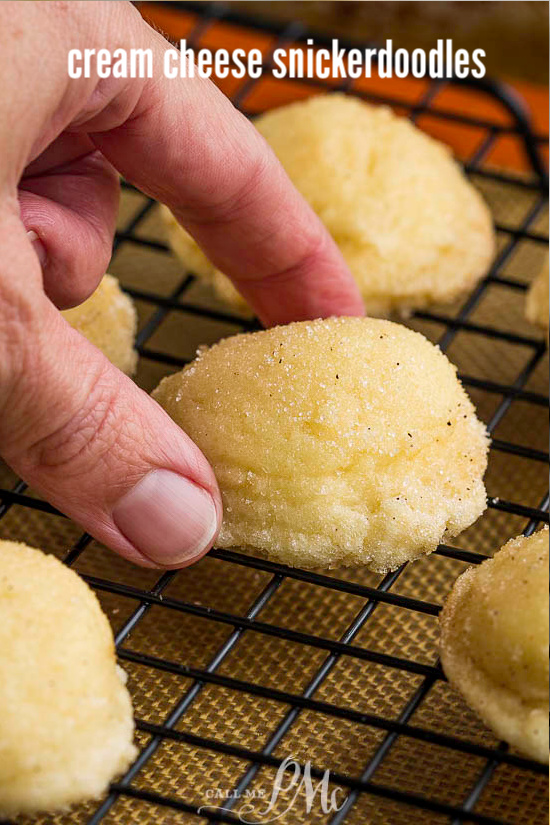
[
  {"left": 183, "top": 137, "right": 273, "bottom": 228},
  {"left": 221, "top": 148, "right": 272, "bottom": 222}
]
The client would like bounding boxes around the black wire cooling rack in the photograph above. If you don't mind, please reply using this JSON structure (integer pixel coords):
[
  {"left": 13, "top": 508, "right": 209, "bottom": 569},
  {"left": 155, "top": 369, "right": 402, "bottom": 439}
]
[{"left": 1, "top": 3, "right": 548, "bottom": 824}]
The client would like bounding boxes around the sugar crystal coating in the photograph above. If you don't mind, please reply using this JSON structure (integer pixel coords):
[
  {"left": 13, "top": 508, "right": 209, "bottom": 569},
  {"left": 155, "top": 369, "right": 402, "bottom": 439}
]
[
  {"left": 62, "top": 274, "right": 138, "bottom": 374},
  {"left": 161, "top": 94, "right": 495, "bottom": 315},
  {"left": 153, "top": 317, "right": 488, "bottom": 571},
  {"left": 440, "top": 528, "right": 549, "bottom": 763},
  {"left": 0, "top": 541, "right": 137, "bottom": 815}
]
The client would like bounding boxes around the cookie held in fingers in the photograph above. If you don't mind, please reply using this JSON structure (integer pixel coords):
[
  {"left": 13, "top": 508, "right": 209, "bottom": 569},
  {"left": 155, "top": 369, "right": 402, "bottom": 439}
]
[
  {"left": 153, "top": 316, "right": 489, "bottom": 571},
  {"left": 440, "top": 528, "right": 549, "bottom": 764},
  {"left": 0, "top": 541, "right": 137, "bottom": 816}
]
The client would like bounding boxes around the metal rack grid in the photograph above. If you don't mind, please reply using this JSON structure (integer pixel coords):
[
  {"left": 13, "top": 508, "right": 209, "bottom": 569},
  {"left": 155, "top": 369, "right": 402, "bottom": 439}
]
[{"left": 1, "top": 3, "right": 548, "bottom": 824}]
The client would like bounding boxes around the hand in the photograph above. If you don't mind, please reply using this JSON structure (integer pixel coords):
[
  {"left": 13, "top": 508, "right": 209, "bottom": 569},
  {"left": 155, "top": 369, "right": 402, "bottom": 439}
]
[{"left": 0, "top": 1, "right": 364, "bottom": 569}]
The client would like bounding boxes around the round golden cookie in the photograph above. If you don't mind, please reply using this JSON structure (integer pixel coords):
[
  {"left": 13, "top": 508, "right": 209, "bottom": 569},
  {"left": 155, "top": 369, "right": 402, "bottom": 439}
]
[
  {"left": 62, "top": 274, "right": 138, "bottom": 374},
  {"left": 153, "top": 317, "right": 488, "bottom": 571},
  {"left": 161, "top": 94, "right": 495, "bottom": 316},
  {"left": 440, "top": 528, "right": 549, "bottom": 763},
  {"left": 160, "top": 204, "right": 249, "bottom": 315},
  {"left": 0, "top": 541, "right": 137, "bottom": 816},
  {"left": 525, "top": 257, "right": 549, "bottom": 336}
]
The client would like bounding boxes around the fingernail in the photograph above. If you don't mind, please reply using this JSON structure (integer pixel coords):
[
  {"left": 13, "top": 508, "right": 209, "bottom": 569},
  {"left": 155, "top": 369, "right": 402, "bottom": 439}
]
[
  {"left": 113, "top": 469, "right": 218, "bottom": 566},
  {"left": 27, "top": 229, "right": 48, "bottom": 267}
]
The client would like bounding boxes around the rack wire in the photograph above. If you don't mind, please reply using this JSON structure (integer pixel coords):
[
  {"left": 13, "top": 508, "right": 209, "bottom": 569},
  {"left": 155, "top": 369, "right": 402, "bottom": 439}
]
[{"left": 1, "top": 3, "right": 548, "bottom": 824}]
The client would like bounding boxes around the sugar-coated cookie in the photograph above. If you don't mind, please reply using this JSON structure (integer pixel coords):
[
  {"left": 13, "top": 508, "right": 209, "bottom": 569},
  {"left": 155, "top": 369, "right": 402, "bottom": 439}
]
[
  {"left": 161, "top": 94, "right": 495, "bottom": 316},
  {"left": 160, "top": 204, "right": 249, "bottom": 314},
  {"left": 525, "top": 257, "right": 549, "bottom": 336},
  {"left": 440, "top": 528, "right": 549, "bottom": 763},
  {"left": 0, "top": 541, "right": 137, "bottom": 815},
  {"left": 153, "top": 317, "right": 488, "bottom": 571},
  {"left": 62, "top": 274, "right": 138, "bottom": 374}
]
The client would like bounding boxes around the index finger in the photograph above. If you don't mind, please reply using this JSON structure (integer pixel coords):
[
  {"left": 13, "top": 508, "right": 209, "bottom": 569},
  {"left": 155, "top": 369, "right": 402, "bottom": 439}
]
[{"left": 87, "top": 18, "right": 364, "bottom": 325}]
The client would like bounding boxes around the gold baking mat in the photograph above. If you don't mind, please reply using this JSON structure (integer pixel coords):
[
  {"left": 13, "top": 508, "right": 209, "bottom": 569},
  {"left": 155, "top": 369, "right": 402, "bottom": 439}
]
[{"left": 6, "top": 175, "right": 549, "bottom": 825}]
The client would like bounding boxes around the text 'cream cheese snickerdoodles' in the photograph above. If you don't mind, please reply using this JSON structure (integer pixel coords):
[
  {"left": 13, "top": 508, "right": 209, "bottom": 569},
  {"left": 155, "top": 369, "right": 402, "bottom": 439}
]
[
  {"left": 153, "top": 317, "right": 489, "bottom": 572},
  {"left": 440, "top": 528, "right": 549, "bottom": 764},
  {"left": 61, "top": 274, "right": 138, "bottom": 375},
  {"left": 0, "top": 541, "right": 137, "bottom": 816},
  {"left": 161, "top": 94, "right": 495, "bottom": 316}
]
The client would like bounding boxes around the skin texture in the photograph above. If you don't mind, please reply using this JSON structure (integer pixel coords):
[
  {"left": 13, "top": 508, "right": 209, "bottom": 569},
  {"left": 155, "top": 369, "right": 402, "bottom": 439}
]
[{"left": 0, "top": 2, "right": 363, "bottom": 569}]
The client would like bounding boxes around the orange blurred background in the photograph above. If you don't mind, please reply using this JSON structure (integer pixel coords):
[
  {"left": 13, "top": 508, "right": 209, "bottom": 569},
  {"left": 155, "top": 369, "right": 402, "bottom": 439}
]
[{"left": 138, "top": 2, "right": 548, "bottom": 174}]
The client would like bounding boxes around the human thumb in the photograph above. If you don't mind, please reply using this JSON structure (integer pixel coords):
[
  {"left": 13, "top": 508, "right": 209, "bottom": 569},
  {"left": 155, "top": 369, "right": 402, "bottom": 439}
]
[{"left": 0, "top": 224, "right": 221, "bottom": 569}]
